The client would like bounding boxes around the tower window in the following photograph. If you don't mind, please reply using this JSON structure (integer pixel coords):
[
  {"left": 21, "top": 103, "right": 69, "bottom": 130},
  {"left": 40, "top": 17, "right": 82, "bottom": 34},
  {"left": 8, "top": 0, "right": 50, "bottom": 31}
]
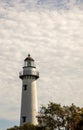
[
  {"left": 22, "top": 116, "right": 26, "bottom": 123},
  {"left": 23, "top": 85, "right": 27, "bottom": 90}
]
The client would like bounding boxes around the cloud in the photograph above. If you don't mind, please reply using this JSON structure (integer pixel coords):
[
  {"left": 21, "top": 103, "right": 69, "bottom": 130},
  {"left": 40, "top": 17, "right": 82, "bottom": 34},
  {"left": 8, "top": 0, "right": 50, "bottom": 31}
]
[{"left": 0, "top": 1, "right": 83, "bottom": 129}]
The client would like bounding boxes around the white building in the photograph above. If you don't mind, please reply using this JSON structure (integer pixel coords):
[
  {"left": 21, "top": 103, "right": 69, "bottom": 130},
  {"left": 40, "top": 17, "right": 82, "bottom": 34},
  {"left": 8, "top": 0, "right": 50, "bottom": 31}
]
[{"left": 19, "top": 54, "right": 39, "bottom": 125}]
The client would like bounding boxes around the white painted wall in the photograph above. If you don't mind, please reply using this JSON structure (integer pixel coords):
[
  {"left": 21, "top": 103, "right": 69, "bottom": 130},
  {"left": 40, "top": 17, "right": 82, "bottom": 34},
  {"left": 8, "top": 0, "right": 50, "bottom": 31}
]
[{"left": 20, "top": 76, "right": 38, "bottom": 125}]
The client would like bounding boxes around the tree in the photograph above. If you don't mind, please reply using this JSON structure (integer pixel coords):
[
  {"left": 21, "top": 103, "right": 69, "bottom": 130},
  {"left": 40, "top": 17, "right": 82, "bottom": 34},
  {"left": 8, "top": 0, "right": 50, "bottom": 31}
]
[
  {"left": 63, "top": 104, "right": 80, "bottom": 130},
  {"left": 7, "top": 123, "right": 37, "bottom": 130},
  {"left": 37, "top": 102, "right": 81, "bottom": 130},
  {"left": 38, "top": 102, "right": 65, "bottom": 130},
  {"left": 7, "top": 126, "right": 20, "bottom": 130},
  {"left": 7, "top": 123, "right": 48, "bottom": 130},
  {"left": 72, "top": 108, "right": 83, "bottom": 130}
]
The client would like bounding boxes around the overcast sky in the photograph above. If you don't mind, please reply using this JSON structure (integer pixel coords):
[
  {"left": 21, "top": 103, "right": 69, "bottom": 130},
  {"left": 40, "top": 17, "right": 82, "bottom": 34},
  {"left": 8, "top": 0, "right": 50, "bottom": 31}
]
[{"left": 0, "top": 0, "right": 83, "bottom": 130}]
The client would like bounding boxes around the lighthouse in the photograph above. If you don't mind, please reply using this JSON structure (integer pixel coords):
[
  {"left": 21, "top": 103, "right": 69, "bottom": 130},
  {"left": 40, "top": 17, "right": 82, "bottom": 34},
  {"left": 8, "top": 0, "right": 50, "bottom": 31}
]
[{"left": 19, "top": 54, "right": 39, "bottom": 125}]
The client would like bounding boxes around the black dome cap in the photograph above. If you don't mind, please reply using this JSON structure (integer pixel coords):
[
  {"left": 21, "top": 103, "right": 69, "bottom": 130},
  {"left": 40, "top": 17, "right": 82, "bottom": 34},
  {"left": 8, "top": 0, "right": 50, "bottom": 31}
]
[{"left": 24, "top": 54, "right": 34, "bottom": 61}]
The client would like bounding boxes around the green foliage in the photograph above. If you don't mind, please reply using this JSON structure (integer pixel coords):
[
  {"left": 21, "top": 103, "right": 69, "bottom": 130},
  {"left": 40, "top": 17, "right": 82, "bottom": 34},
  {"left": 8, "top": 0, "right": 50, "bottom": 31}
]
[
  {"left": 38, "top": 102, "right": 64, "bottom": 130},
  {"left": 38, "top": 102, "right": 83, "bottom": 130},
  {"left": 7, "top": 126, "right": 20, "bottom": 130},
  {"left": 72, "top": 108, "right": 83, "bottom": 130},
  {"left": 7, "top": 123, "right": 48, "bottom": 130},
  {"left": 7, "top": 123, "right": 37, "bottom": 130}
]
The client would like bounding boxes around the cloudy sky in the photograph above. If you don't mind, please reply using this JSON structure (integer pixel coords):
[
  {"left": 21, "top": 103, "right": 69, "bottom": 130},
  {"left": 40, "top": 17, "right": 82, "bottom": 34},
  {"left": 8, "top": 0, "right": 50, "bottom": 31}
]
[{"left": 0, "top": 0, "right": 83, "bottom": 129}]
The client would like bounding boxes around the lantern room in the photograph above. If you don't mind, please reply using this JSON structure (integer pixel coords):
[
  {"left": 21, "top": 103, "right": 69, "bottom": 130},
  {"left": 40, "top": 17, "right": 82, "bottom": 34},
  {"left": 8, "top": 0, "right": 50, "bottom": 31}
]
[{"left": 24, "top": 54, "right": 35, "bottom": 68}]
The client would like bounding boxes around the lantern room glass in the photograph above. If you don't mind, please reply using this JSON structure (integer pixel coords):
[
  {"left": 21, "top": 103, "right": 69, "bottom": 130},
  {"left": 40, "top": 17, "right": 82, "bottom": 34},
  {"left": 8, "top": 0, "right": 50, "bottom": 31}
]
[{"left": 24, "top": 60, "right": 35, "bottom": 67}]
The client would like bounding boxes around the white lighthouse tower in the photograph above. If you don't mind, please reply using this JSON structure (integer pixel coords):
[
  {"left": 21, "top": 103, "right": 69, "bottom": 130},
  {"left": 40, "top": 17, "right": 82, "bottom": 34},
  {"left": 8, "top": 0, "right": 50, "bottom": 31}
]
[{"left": 19, "top": 54, "right": 39, "bottom": 126}]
